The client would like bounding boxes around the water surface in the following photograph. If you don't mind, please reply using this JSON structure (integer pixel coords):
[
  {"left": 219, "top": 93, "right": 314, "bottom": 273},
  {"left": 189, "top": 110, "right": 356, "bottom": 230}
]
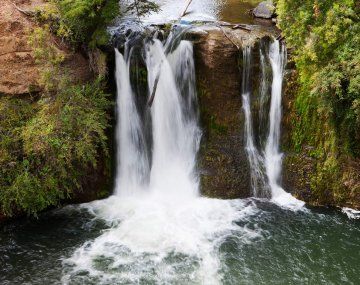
[
  {"left": 0, "top": 201, "right": 359, "bottom": 284},
  {"left": 124, "top": 0, "right": 263, "bottom": 24}
]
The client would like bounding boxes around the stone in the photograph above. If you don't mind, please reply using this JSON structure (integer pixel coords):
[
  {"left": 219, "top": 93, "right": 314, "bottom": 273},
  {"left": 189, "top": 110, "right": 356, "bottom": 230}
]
[{"left": 252, "top": 1, "right": 276, "bottom": 19}]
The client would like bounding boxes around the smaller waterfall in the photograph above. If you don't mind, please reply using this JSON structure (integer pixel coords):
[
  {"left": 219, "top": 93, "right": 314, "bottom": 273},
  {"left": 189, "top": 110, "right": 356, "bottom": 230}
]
[
  {"left": 264, "top": 40, "right": 304, "bottom": 208},
  {"left": 264, "top": 40, "right": 286, "bottom": 199},
  {"left": 241, "top": 46, "right": 267, "bottom": 197},
  {"left": 242, "top": 40, "right": 304, "bottom": 209}
]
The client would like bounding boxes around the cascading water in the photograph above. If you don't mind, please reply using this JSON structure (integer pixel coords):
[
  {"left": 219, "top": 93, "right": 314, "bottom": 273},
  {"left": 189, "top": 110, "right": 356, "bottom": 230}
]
[
  {"left": 61, "top": 28, "right": 260, "bottom": 285},
  {"left": 241, "top": 46, "right": 267, "bottom": 197},
  {"left": 241, "top": 40, "right": 304, "bottom": 209},
  {"left": 114, "top": 48, "right": 149, "bottom": 195},
  {"left": 146, "top": 39, "right": 200, "bottom": 199},
  {"left": 2, "top": 4, "right": 360, "bottom": 283},
  {"left": 264, "top": 40, "right": 304, "bottom": 208}
]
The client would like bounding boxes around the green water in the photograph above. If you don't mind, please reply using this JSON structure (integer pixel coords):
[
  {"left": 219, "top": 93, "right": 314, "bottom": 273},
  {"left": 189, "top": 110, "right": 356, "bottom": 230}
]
[
  {"left": 1, "top": 200, "right": 359, "bottom": 285},
  {"left": 219, "top": 0, "right": 264, "bottom": 24}
]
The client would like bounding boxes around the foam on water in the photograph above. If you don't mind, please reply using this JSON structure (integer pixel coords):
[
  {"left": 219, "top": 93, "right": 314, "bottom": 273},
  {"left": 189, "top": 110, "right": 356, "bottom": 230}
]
[
  {"left": 342, "top": 207, "right": 360, "bottom": 220},
  {"left": 62, "top": 197, "right": 261, "bottom": 284}
]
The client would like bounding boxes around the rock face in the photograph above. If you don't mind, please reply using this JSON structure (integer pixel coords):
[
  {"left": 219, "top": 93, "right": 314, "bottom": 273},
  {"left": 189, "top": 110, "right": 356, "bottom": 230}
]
[
  {"left": 0, "top": 0, "right": 92, "bottom": 96},
  {"left": 189, "top": 25, "right": 277, "bottom": 199},
  {"left": 0, "top": 0, "right": 40, "bottom": 95},
  {"left": 252, "top": 1, "right": 275, "bottom": 19}
]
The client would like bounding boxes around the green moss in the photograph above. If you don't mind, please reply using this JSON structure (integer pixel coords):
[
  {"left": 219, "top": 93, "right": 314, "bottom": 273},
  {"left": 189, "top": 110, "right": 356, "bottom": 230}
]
[
  {"left": 209, "top": 115, "right": 228, "bottom": 135},
  {"left": 197, "top": 79, "right": 229, "bottom": 136},
  {"left": 277, "top": 0, "right": 360, "bottom": 156}
]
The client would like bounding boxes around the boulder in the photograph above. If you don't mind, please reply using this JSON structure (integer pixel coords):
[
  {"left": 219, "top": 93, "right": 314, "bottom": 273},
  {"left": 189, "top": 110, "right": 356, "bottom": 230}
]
[{"left": 252, "top": 1, "right": 275, "bottom": 19}]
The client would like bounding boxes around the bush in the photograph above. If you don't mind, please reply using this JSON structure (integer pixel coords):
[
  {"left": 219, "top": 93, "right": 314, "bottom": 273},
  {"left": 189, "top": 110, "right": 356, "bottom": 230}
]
[
  {"left": 0, "top": 79, "right": 111, "bottom": 216},
  {"left": 276, "top": 0, "right": 360, "bottom": 204},
  {"left": 276, "top": 0, "right": 360, "bottom": 156}
]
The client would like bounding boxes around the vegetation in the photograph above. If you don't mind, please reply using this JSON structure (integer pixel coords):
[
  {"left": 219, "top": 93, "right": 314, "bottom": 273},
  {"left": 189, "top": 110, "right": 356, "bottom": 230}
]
[
  {"left": 35, "top": 0, "right": 158, "bottom": 47},
  {"left": 276, "top": 0, "right": 360, "bottom": 205},
  {"left": 126, "top": 0, "right": 159, "bottom": 18},
  {"left": 0, "top": 79, "right": 111, "bottom": 216},
  {"left": 0, "top": 0, "right": 161, "bottom": 218},
  {"left": 0, "top": 0, "right": 118, "bottom": 217},
  {"left": 34, "top": 0, "right": 119, "bottom": 47}
]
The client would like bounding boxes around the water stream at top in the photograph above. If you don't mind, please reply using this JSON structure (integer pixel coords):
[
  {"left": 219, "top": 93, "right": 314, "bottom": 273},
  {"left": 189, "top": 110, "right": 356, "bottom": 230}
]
[{"left": 121, "top": 0, "right": 263, "bottom": 24}]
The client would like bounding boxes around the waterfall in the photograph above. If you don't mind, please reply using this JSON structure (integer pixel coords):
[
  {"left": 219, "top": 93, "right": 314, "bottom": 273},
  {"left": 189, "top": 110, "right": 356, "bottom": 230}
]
[
  {"left": 113, "top": 31, "right": 200, "bottom": 199},
  {"left": 241, "top": 46, "right": 267, "bottom": 197},
  {"left": 145, "top": 39, "right": 201, "bottom": 199},
  {"left": 264, "top": 40, "right": 304, "bottom": 208},
  {"left": 242, "top": 40, "right": 304, "bottom": 209},
  {"left": 264, "top": 40, "right": 287, "bottom": 199},
  {"left": 114, "top": 49, "right": 149, "bottom": 195},
  {"left": 62, "top": 29, "right": 254, "bottom": 284}
]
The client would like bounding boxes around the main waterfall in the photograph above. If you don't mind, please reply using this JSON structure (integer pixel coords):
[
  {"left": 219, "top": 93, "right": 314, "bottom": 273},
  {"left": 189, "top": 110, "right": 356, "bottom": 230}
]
[
  {"left": 114, "top": 32, "right": 200, "bottom": 199},
  {"left": 61, "top": 28, "right": 260, "bottom": 285}
]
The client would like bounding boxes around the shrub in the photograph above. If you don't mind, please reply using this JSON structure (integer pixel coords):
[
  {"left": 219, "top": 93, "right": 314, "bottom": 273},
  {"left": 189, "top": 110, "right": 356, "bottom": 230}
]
[
  {"left": 276, "top": 0, "right": 360, "bottom": 156},
  {"left": 0, "top": 79, "right": 111, "bottom": 216}
]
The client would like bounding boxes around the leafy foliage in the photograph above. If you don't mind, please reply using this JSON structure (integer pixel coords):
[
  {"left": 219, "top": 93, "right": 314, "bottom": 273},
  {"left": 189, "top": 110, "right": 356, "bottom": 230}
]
[
  {"left": 28, "top": 26, "right": 66, "bottom": 92},
  {"left": 277, "top": 0, "right": 360, "bottom": 156},
  {"left": 276, "top": 0, "right": 360, "bottom": 204},
  {"left": 0, "top": 79, "right": 111, "bottom": 216},
  {"left": 34, "top": 0, "right": 120, "bottom": 47},
  {"left": 126, "top": 0, "right": 160, "bottom": 17}
]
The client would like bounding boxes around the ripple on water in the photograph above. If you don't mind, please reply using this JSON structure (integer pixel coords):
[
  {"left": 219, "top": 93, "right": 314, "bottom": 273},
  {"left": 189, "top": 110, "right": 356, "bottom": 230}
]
[
  {"left": 1, "top": 200, "right": 359, "bottom": 284},
  {"left": 61, "top": 196, "right": 263, "bottom": 285}
]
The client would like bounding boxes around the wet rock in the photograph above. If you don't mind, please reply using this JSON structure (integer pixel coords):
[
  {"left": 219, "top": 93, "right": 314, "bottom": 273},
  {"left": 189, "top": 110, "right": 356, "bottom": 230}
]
[
  {"left": 188, "top": 25, "right": 277, "bottom": 199},
  {"left": 252, "top": 1, "right": 275, "bottom": 19}
]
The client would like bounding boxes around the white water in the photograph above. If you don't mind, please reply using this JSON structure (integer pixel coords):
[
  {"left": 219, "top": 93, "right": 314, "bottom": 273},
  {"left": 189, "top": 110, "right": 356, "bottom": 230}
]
[
  {"left": 146, "top": 39, "right": 200, "bottom": 200},
  {"left": 342, "top": 207, "right": 360, "bottom": 219},
  {"left": 242, "top": 41, "right": 304, "bottom": 210},
  {"left": 241, "top": 46, "right": 267, "bottom": 197},
  {"left": 62, "top": 32, "right": 262, "bottom": 284},
  {"left": 114, "top": 49, "right": 149, "bottom": 195},
  {"left": 264, "top": 41, "right": 304, "bottom": 209},
  {"left": 258, "top": 47, "right": 269, "bottom": 140}
]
